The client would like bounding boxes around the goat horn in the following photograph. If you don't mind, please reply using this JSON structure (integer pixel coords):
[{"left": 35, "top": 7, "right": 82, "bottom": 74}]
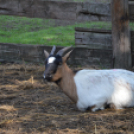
[
  {"left": 44, "top": 50, "right": 49, "bottom": 58},
  {"left": 56, "top": 46, "right": 72, "bottom": 57},
  {"left": 50, "top": 45, "right": 56, "bottom": 55}
]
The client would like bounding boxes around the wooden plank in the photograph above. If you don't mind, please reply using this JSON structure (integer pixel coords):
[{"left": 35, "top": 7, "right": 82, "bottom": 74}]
[
  {"left": 46, "top": 11, "right": 76, "bottom": 20},
  {"left": 0, "top": 43, "right": 113, "bottom": 67},
  {"left": 0, "top": 43, "right": 19, "bottom": 49},
  {"left": 82, "top": 3, "right": 110, "bottom": 16},
  {"left": 75, "top": 44, "right": 112, "bottom": 50},
  {"left": 75, "top": 38, "right": 82, "bottom": 45},
  {"left": 34, "top": 1, "right": 77, "bottom": 12},
  {"left": 75, "top": 32, "right": 84, "bottom": 38},
  {"left": 69, "top": 47, "right": 113, "bottom": 68},
  {"left": 132, "top": 52, "right": 134, "bottom": 66},
  {"left": 18, "top": 45, "right": 39, "bottom": 58},
  {"left": 75, "top": 29, "right": 134, "bottom": 50},
  {"left": 75, "top": 27, "right": 111, "bottom": 33},
  {"left": 112, "top": 0, "right": 132, "bottom": 69},
  {"left": 75, "top": 31, "right": 111, "bottom": 38},
  {"left": 81, "top": 37, "right": 112, "bottom": 45},
  {"left": 0, "top": 50, "right": 19, "bottom": 58},
  {"left": 1, "top": 0, "right": 134, "bottom": 22},
  {"left": 75, "top": 30, "right": 112, "bottom": 49},
  {"left": 131, "top": 31, "right": 134, "bottom": 51},
  {"left": 129, "top": 2, "right": 134, "bottom": 21}
]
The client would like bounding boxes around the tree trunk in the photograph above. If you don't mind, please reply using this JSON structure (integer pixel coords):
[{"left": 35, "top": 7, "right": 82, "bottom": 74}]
[{"left": 112, "top": 0, "right": 132, "bottom": 69}]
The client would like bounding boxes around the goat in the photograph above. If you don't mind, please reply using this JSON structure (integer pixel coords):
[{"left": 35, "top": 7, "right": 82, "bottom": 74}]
[{"left": 43, "top": 46, "right": 134, "bottom": 112}]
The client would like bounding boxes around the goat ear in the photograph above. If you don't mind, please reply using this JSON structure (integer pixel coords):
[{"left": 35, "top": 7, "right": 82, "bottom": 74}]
[
  {"left": 44, "top": 50, "right": 49, "bottom": 58},
  {"left": 62, "top": 50, "right": 73, "bottom": 63}
]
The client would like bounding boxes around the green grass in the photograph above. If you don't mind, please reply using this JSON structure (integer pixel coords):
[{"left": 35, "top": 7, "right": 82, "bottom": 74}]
[{"left": 0, "top": 15, "right": 134, "bottom": 46}]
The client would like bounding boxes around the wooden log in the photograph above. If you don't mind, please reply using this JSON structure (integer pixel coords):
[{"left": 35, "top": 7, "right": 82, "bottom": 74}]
[
  {"left": 75, "top": 27, "right": 111, "bottom": 33},
  {"left": 131, "top": 31, "right": 134, "bottom": 51},
  {"left": 112, "top": 0, "right": 132, "bottom": 69},
  {"left": 69, "top": 47, "right": 113, "bottom": 68},
  {"left": 129, "top": 1, "right": 134, "bottom": 21},
  {"left": 75, "top": 29, "right": 112, "bottom": 50}
]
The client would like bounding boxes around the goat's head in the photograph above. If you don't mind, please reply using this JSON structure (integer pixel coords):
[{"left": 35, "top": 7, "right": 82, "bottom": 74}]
[{"left": 43, "top": 46, "right": 73, "bottom": 82}]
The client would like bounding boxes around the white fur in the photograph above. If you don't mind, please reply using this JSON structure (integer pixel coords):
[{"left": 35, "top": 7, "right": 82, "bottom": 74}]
[
  {"left": 74, "top": 69, "right": 134, "bottom": 112},
  {"left": 48, "top": 57, "right": 56, "bottom": 64}
]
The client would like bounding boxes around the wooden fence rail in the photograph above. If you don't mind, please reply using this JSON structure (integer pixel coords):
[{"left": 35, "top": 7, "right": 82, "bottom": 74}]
[
  {"left": 75, "top": 27, "right": 134, "bottom": 67},
  {"left": 0, "top": 1, "right": 134, "bottom": 21},
  {"left": 0, "top": 43, "right": 113, "bottom": 68}
]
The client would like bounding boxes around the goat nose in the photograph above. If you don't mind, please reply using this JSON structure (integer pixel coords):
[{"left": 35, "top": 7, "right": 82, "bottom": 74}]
[{"left": 44, "top": 72, "right": 52, "bottom": 80}]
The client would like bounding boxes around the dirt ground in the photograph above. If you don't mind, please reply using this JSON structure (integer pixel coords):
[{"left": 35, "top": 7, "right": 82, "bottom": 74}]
[{"left": 0, "top": 64, "right": 134, "bottom": 134}]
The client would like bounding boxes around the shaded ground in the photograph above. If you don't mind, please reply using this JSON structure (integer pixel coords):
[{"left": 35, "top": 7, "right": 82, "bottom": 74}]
[{"left": 0, "top": 64, "right": 134, "bottom": 134}]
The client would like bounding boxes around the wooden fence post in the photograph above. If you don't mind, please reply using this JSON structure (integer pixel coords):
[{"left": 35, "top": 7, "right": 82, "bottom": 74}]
[{"left": 112, "top": 0, "right": 132, "bottom": 69}]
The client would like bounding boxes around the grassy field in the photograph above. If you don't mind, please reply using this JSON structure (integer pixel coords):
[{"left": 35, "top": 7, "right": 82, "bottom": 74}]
[
  {"left": 0, "top": 15, "right": 134, "bottom": 46},
  {"left": 0, "top": 15, "right": 111, "bottom": 46}
]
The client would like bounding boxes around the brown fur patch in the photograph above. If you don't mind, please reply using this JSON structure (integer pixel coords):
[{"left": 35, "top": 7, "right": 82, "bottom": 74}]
[
  {"left": 52, "top": 66, "right": 62, "bottom": 82},
  {"left": 52, "top": 62, "right": 78, "bottom": 103}
]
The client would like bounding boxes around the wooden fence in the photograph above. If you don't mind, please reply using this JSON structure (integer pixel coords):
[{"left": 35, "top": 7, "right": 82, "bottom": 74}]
[
  {"left": 0, "top": 43, "right": 113, "bottom": 68},
  {"left": 75, "top": 28, "right": 134, "bottom": 67},
  {"left": 0, "top": 0, "right": 134, "bottom": 68},
  {"left": 0, "top": 1, "right": 134, "bottom": 21}
]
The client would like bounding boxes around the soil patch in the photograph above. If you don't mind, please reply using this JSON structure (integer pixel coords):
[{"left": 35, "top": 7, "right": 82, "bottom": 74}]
[{"left": 0, "top": 64, "right": 134, "bottom": 134}]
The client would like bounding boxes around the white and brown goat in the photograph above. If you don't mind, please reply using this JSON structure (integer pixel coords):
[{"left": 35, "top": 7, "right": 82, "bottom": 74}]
[{"left": 43, "top": 46, "right": 134, "bottom": 112}]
